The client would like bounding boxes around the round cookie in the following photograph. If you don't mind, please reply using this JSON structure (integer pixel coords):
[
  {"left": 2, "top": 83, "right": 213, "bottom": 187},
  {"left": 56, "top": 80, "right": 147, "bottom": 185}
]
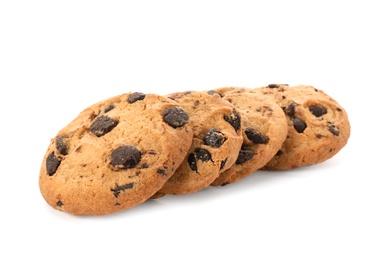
[
  {"left": 154, "top": 90, "right": 243, "bottom": 196},
  {"left": 256, "top": 84, "right": 351, "bottom": 170},
  {"left": 209, "top": 87, "right": 288, "bottom": 186},
  {"left": 39, "top": 92, "right": 193, "bottom": 216}
]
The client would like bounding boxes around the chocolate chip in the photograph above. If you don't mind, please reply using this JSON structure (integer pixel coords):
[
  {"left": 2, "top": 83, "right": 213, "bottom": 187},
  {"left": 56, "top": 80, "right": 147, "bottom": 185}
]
[
  {"left": 236, "top": 149, "right": 254, "bottom": 164},
  {"left": 220, "top": 158, "right": 227, "bottom": 170},
  {"left": 141, "top": 163, "right": 149, "bottom": 169},
  {"left": 224, "top": 109, "right": 241, "bottom": 132},
  {"left": 104, "top": 104, "right": 115, "bottom": 113},
  {"left": 46, "top": 152, "right": 61, "bottom": 176},
  {"left": 328, "top": 125, "right": 340, "bottom": 136},
  {"left": 309, "top": 105, "right": 327, "bottom": 117},
  {"left": 111, "top": 182, "right": 134, "bottom": 197},
  {"left": 267, "top": 84, "right": 288, "bottom": 88},
  {"left": 207, "top": 90, "right": 224, "bottom": 97},
  {"left": 163, "top": 107, "right": 189, "bottom": 128},
  {"left": 55, "top": 136, "right": 68, "bottom": 155},
  {"left": 90, "top": 116, "right": 118, "bottom": 137},
  {"left": 157, "top": 168, "right": 167, "bottom": 175},
  {"left": 195, "top": 148, "right": 212, "bottom": 161},
  {"left": 128, "top": 92, "right": 146, "bottom": 103},
  {"left": 56, "top": 201, "right": 63, "bottom": 207},
  {"left": 110, "top": 145, "right": 141, "bottom": 169},
  {"left": 75, "top": 146, "right": 82, "bottom": 153},
  {"left": 284, "top": 102, "right": 297, "bottom": 117},
  {"left": 293, "top": 117, "right": 307, "bottom": 133},
  {"left": 204, "top": 128, "right": 227, "bottom": 148},
  {"left": 167, "top": 95, "right": 176, "bottom": 101},
  {"left": 275, "top": 150, "right": 283, "bottom": 156},
  {"left": 188, "top": 153, "right": 198, "bottom": 172},
  {"left": 188, "top": 148, "right": 212, "bottom": 172},
  {"left": 245, "top": 128, "right": 269, "bottom": 144}
]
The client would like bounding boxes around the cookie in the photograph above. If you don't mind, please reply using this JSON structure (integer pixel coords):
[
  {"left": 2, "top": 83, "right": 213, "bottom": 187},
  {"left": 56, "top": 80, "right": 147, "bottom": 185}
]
[
  {"left": 209, "top": 87, "right": 288, "bottom": 186},
  {"left": 256, "top": 84, "right": 351, "bottom": 170},
  {"left": 154, "top": 90, "right": 243, "bottom": 196},
  {"left": 39, "top": 92, "right": 193, "bottom": 215}
]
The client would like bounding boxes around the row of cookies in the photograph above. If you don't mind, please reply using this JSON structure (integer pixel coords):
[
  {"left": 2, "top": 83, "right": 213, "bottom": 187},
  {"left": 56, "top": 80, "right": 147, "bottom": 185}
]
[{"left": 39, "top": 84, "right": 350, "bottom": 216}]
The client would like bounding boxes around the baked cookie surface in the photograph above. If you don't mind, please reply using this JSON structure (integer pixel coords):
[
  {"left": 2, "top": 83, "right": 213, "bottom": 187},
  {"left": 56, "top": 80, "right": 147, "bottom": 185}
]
[
  {"left": 256, "top": 84, "right": 351, "bottom": 170},
  {"left": 154, "top": 90, "right": 243, "bottom": 195},
  {"left": 39, "top": 92, "right": 193, "bottom": 215},
  {"left": 209, "top": 87, "right": 288, "bottom": 186}
]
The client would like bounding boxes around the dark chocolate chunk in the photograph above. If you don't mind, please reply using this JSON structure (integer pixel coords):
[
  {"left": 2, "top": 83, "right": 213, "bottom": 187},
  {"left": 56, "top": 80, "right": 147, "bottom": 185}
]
[
  {"left": 46, "top": 152, "right": 61, "bottom": 176},
  {"left": 204, "top": 128, "right": 227, "bottom": 148},
  {"left": 104, "top": 104, "right": 115, "bottom": 113},
  {"left": 187, "top": 148, "right": 212, "bottom": 172},
  {"left": 111, "top": 182, "right": 135, "bottom": 197},
  {"left": 163, "top": 106, "right": 189, "bottom": 128},
  {"left": 55, "top": 136, "right": 68, "bottom": 155},
  {"left": 110, "top": 145, "right": 141, "bottom": 169},
  {"left": 56, "top": 201, "right": 63, "bottom": 207},
  {"left": 207, "top": 90, "right": 224, "bottom": 97},
  {"left": 328, "top": 125, "right": 340, "bottom": 136},
  {"left": 309, "top": 105, "right": 327, "bottom": 117},
  {"left": 293, "top": 117, "right": 307, "bottom": 133},
  {"left": 128, "top": 92, "right": 146, "bottom": 103},
  {"left": 236, "top": 149, "right": 254, "bottom": 164},
  {"left": 224, "top": 109, "right": 241, "bottom": 131},
  {"left": 90, "top": 115, "right": 118, "bottom": 137},
  {"left": 284, "top": 102, "right": 297, "bottom": 117},
  {"left": 245, "top": 128, "right": 269, "bottom": 144}
]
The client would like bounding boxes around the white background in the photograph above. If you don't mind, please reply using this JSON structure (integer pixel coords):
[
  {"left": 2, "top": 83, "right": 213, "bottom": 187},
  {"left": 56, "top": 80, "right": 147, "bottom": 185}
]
[{"left": 1, "top": 1, "right": 386, "bottom": 259}]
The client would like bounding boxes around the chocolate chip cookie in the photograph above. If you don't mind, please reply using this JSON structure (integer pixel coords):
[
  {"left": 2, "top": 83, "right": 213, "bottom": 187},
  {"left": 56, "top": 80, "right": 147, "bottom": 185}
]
[
  {"left": 256, "top": 84, "right": 351, "bottom": 170},
  {"left": 209, "top": 87, "right": 288, "bottom": 186},
  {"left": 154, "top": 91, "right": 243, "bottom": 196},
  {"left": 39, "top": 92, "right": 193, "bottom": 215}
]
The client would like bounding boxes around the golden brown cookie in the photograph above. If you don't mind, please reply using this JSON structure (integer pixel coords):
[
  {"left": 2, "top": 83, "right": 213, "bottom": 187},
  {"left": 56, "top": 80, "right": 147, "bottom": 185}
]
[
  {"left": 209, "top": 87, "right": 288, "bottom": 186},
  {"left": 154, "top": 90, "right": 243, "bottom": 196},
  {"left": 39, "top": 92, "right": 193, "bottom": 216},
  {"left": 256, "top": 84, "right": 351, "bottom": 170}
]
